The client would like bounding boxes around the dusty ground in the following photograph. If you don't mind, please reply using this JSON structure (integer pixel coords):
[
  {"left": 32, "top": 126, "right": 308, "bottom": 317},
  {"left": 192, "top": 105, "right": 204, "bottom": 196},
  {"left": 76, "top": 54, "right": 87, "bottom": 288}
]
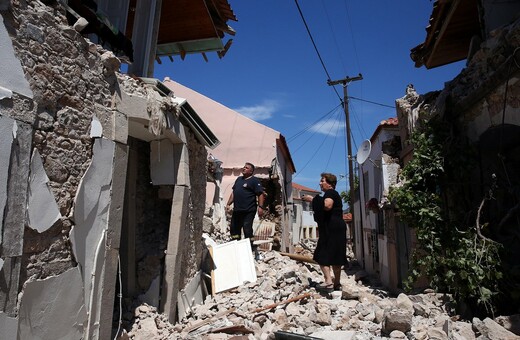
[{"left": 116, "top": 245, "right": 520, "bottom": 340}]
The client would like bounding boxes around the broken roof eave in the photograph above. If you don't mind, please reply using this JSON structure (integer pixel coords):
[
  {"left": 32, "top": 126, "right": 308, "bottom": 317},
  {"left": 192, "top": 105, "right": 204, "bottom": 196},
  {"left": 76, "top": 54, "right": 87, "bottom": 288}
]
[
  {"left": 171, "top": 96, "right": 220, "bottom": 149},
  {"left": 156, "top": 38, "right": 224, "bottom": 57},
  {"left": 277, "top": 135, "right": 296, "bottom": 174},
  {"left": 134, "top": 78, "right": 220, "bottom": 148},
  {"left": 410, "top": 0, "right": 479, "bottom": 69}
]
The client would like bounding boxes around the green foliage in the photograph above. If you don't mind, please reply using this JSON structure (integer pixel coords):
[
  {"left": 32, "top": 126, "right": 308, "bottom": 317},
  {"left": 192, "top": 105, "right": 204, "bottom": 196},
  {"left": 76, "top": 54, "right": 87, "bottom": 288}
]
[
  {"left": 340, "top": 176, "right": 358, "bottom": 212},
  {"left": 389, "top": 122, "right": 503, "bottom": 316}
]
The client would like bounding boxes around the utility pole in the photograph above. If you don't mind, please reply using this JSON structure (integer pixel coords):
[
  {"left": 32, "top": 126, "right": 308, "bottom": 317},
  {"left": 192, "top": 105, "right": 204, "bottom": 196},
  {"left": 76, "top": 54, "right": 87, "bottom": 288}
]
[{"left": 327, "top": 74, "right": 363, "bottom": 257}]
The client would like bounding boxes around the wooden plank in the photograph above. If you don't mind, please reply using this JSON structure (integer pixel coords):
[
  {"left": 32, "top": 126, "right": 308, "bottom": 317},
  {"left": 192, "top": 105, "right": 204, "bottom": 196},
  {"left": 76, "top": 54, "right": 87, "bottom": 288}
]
[
  {"left": 251, "top": 292, "right": 312, "bottom": 313},
  {"left": 279, "top": 252, "right": 316, "bottom": 264}
]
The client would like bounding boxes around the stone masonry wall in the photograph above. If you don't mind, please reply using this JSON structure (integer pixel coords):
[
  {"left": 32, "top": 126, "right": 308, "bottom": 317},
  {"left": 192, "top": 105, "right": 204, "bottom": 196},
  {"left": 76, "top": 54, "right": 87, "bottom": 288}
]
[
  {"left": 180, "top": 128, "right": 208, "bottom": 285},
  {"left": 3, "top": 1, "right": 117, "bottom": 281},
  {"left": 3, "top": 0, "right": 209, "bottom": 308}
]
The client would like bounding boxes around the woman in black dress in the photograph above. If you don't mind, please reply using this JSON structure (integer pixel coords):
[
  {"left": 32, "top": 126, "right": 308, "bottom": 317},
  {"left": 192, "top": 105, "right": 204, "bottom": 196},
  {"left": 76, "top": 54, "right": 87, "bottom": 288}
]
[{"left": 302, "top": 173, "right": 347, "bottom": 292}]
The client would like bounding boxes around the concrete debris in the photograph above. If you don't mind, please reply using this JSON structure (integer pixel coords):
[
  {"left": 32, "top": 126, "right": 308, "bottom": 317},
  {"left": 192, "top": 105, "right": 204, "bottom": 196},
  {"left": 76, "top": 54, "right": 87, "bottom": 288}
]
[{"left": 120, "top": 246, "right": 520, "bottom": 339}]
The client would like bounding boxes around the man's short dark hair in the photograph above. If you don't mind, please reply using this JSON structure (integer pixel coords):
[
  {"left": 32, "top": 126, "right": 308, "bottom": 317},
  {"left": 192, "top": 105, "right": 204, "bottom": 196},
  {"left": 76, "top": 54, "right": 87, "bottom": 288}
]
[{"left": 245, "top": 162, "right": 255, "bottom": 172}]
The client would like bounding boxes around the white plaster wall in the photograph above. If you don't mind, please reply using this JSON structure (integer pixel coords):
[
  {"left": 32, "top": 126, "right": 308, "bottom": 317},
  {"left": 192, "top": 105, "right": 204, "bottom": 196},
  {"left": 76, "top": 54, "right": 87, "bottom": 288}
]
[
  {"left": 70, "top": 138, "right": 115, "bottom": 322},
  {"left": 0, "top": 311, "right": 17, "bottom": 339},
  {"left": 18, "top": 267, "right": 87, "bottom": 339},
  {"left": 357, "top": 127, "right": 399, "bottom": 273},
  {"left": 150, "top": 139, "right": 176, "bottom": 185},
  {"left": 353, "top": 199, "right": 363, "bottom": 263},
  {"left": 301, "top": 210, "right": 318, "bottom": 239},
  {"left": 0, "top": 16, "right": 32, "bottom": 98},
  {"left": 27, "top": 149, "right": 61, "bottom": 232},
  {"left": 378, "top": 235, "right": 390, "bottom": 287}
]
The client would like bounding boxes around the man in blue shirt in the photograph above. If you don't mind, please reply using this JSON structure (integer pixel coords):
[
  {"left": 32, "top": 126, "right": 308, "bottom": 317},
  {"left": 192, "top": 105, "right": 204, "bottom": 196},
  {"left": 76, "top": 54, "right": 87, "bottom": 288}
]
[{"left": 226, "top": 162, "right": 266, "bottom": 257}]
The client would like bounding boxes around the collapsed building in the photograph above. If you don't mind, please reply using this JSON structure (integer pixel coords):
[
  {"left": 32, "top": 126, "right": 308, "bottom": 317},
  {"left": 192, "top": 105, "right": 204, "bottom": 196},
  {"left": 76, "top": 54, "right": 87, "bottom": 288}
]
[
  {"left": 350, "top": 0, "right": 520, "bottom": 314},
  {"left": 0, "top": 0, "right": 241, "bottom": 338},
  {"left": 163, "top": 79, "right": 297, "bottom": 253}
]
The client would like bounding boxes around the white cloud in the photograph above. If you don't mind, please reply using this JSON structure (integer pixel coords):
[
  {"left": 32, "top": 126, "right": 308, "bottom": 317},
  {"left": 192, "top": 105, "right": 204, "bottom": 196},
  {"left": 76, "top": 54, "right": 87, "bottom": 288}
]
[
  {"left": 310, "top": 119, "right": 344, "bottom": 136},
  {"left": 233, "top": 99, "right": 279, "bottom": 121}
]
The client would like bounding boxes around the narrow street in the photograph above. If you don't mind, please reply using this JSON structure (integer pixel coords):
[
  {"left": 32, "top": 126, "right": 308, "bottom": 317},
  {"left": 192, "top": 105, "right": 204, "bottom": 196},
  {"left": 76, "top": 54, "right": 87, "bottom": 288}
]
[{"left": 119, "top": 244, "right": 520, "bottom": 340}]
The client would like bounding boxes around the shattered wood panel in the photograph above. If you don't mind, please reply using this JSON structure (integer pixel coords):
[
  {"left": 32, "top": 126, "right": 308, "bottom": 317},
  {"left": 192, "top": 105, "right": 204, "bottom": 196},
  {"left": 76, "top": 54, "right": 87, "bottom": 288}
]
[{"left": 253, "top": 220, "right": 275, "bottom": 251}]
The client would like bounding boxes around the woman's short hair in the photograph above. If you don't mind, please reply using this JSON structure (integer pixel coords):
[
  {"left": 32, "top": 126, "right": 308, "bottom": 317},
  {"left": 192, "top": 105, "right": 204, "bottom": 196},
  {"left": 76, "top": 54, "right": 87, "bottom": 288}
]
[{"left": 321, "top": 172, "right": 337, "bottom": 189}]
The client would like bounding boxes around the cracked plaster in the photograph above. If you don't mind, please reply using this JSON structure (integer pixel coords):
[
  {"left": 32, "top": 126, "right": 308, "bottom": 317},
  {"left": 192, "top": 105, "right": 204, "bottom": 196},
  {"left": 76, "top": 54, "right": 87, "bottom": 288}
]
[{"left": 27, "top": 149, "right": 61, "bottom": 232}]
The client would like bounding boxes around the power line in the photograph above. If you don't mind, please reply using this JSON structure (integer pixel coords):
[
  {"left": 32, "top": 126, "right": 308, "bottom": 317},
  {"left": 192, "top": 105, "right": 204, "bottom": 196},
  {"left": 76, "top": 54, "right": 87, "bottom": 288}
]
[
  {"left": 323, "top": 112, "right": 344, "bottom": 171},
  {"left": 290, "top": 106, "right": 343, "bottom": 154},
  {"left": 350, "top": 96, "right": 395, "bottom": 109},
  {"left": 293, "top": 108, "right": 345, "bottom": 179},
  {"left": 287, "top": 103, "right": 342, "bottom": 142},
  {"left": 294, "top": 0, "right": 342, "bottom": 102},
  {"left": 321, "top": 0, "right": 348, "bottom": 75},
  {"left": 342, "top": 0, "right": 361, "bottom": 74}
]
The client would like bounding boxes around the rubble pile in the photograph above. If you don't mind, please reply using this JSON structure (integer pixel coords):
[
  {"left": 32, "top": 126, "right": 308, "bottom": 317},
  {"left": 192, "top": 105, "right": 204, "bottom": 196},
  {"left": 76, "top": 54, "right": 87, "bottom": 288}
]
[{"left": 119, "top": 251, "right": 520, "bottom": 339}]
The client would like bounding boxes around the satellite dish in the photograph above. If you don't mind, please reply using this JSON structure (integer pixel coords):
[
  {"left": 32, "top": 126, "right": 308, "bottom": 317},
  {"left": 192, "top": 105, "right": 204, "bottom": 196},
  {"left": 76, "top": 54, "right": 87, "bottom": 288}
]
[{"left": 356, "top": 140, "right": 372, "bottom": 165}]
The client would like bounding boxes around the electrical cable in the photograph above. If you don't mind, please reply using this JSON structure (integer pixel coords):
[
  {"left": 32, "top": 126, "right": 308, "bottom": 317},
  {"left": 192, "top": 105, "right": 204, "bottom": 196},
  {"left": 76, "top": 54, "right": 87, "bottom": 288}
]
[
  {"left": 350, "top": 96, "right": 395, "bottom": 109},
  {"left": 348, "top": 101, "right": 367, "bottom": 149},
  {"left": 324, "top": 111, "right": 344, "bottom": 170},
  {"left": 287, "top": 103, "right": 342, "bottom": 142},
  {"left": 321, "top": 0, "right": 348, "bottom": 75},
  {"left": 293, "top": 108, "right": 345, "bottom": 179},
  {"left": 342, "top": 0, "right": 361, "bottom": 74},
  {"left": 294, "top": 0, "right": 342, "bottom": 102},
  {"left": 114, "top": 254, "right": 123, "bottom": 340},
  {"left": 290, "top": 105, "right": 343, "bottom": 154}
]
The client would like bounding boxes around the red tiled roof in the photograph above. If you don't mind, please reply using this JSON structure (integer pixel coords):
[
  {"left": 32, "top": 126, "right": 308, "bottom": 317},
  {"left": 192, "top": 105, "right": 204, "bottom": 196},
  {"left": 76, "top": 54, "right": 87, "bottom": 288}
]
[
  {"left": 369, "top": 117, "right": 399, "bottom": 142},
  {"left": 380, "top": 117, "right": 398, "bottom": 126},
  {"left": 293, "top": 182, "right": 320, "bottom": 193}
]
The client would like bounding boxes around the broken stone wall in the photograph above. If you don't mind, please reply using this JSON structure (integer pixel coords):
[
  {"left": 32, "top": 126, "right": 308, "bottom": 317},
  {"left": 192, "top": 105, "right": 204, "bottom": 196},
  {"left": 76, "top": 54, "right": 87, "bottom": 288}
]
[
  {"left": 395, "top": 15, "right": 520, "bottom": 312},
  {"left": 2, "top": 0, "right": 112, "bottom": 290},
  {"left": 1, "top": 1, "right": 120, "bottom": 338},
  {"left": 179, "top": 129, "right": 207, "bottom": 286},
  {"left": 1, "top": 0, "right": 211, "bottom": 337}
]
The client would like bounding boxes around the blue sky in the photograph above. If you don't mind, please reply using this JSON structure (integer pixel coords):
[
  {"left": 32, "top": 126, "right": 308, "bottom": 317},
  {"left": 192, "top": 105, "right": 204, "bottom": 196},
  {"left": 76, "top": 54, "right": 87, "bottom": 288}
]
[{"left": 154, "top": 0, "right": 465, "bottom": 192}]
